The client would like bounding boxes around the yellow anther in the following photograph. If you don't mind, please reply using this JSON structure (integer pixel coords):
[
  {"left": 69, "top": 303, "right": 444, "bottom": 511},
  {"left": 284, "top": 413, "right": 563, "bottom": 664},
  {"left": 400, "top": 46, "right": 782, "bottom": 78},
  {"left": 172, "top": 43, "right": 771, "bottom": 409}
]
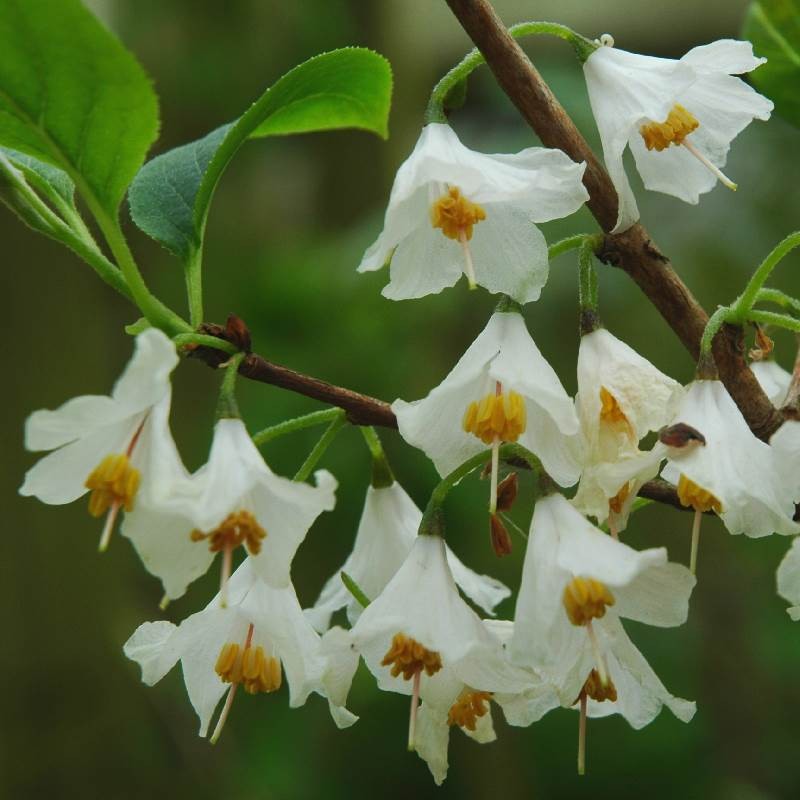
[
  {"left": 191, "top": 510, "right": 267, "bottom": 555},
  {"left": 640, "top": 104, "right": 699, "bottom": 152},
  {"left": 676, "top": 474, "right": 722, "bottom": 514},
  {"left": 447, "top": 689, "right": 492, "bottom": 731},
  {"left": 609, "top": 481, "right": 632, "bottom": 515},
  {"left": 462, "top": 390, "right": 527, "bottom": 445},
  {"left": 85, "top": 453, "right": 141, "bottom": 516},
  {"left": 215, "top": 641, "right": 282, "bottom": 694},
  {"left": 381, "top": 633, "right": 442, "bottom": 681},
  {"left": 580, "top": 669, "right": 618, "bottom": 703},
  {"left": 599, "top": 386, "right": 630, "bottom": 428},
  {"left": 563, "top": 576, "right": 615, "bottom": 627},
  {"left": 430, "top": 186, "right": 486, "bottom": 240}
]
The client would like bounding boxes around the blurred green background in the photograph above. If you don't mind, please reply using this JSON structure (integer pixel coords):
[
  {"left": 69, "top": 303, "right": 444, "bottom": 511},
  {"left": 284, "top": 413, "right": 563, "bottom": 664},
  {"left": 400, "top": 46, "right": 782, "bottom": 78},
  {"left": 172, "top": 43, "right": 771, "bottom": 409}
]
[{"left": 3, "top": 1, "right": 800, "bottom": 797}]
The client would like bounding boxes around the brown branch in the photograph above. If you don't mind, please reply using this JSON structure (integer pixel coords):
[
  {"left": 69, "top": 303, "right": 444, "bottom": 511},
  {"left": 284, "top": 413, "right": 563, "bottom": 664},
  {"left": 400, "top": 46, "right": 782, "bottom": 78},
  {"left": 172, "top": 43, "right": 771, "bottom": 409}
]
[{"left": 443, "top": 0, "right": 785, "bottom": 441}]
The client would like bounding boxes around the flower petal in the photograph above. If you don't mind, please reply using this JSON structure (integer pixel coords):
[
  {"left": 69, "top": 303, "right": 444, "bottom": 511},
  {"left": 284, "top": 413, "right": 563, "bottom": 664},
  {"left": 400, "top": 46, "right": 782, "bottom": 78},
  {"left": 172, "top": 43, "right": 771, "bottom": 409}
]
[{"left": 123, "top": 620, "right": 179, "bottom": 685}]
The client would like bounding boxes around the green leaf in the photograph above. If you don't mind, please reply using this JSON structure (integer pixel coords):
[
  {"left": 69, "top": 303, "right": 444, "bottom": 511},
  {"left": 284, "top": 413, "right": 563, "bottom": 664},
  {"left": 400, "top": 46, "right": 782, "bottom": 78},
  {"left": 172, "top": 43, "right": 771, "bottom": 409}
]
[
  {"left": 0, "top": 0, "right": 159, "bottom": 216},
  {"left": 1, "top": 147, "right": 75, "bottom": 205},
  {"left": 744, "top": 0, "right": 800, "bottom": 128},
  {"left": 129, "top": 48, "right": 392, "bottom": 261}
]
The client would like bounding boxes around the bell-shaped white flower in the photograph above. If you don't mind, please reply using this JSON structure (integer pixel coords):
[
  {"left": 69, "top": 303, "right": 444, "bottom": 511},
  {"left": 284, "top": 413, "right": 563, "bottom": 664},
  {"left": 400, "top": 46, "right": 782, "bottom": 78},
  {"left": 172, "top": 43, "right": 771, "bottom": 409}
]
[
  {"left": 358, "top": 122, "right": 588, "bottom": 303},
  {"left": 777, "top": 537, "right": 800, "bottom": 621},
  {"left": 350, "top": 534, "right": 533, "bottom": 752},
  {"left": 393, "top": 311, "right": 582, "bottom": 488},
  {"left": 124, "top": 560, "right": 357, "bottom": 740},
  {"left": 572, "top": 328, "right": 683, "bottom": 532},
  {"left": 511, "top": 492, "right": 695, "bottom": 724},
  {"left": 751, "top": 359, "right": 792, "bottom": 406},
  {"left": 306, "top": 481, "right": 510, "bottom": 632},
  {"left": 122, "top": 417, "right": 337, "bottom": 601},
  {"left": 661, "top": 380, "right": 799, "bottom": 539},
  {"left": 20, "top": 328, "right": 181, "bottom": 551},
  {"left": 584, "top": 39, "right": 773, "bottom": 232},
  {"left": 771, "top": 419, "right": 800, "bottom": 511}
]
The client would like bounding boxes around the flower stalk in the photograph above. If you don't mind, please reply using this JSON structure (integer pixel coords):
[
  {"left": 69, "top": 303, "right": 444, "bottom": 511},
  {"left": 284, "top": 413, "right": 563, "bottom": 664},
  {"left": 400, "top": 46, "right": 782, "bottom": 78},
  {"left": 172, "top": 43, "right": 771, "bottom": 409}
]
[{"left": 293, "top": 410, "right": 347, "bottom": 483}]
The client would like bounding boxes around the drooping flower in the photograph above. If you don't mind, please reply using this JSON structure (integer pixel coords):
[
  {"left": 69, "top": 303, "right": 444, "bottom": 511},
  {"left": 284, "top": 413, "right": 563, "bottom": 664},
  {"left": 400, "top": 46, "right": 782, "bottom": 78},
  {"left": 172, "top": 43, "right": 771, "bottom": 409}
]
[
  {"left": 571, "top": 328, "right": 683, "bottom": 533},
  {"left": 770, "top": 418, "right": 800, "bottom": 507},
  {"left": 511, "top": 493, "right": 695, "bottom": 725},
  {"left": 661, "top": 380, "right": 799, "bottom": 543},
  {"left": 349, "top": 534, "right": 533, "bottom": 753},
  {"left": 122, "top": 416, "right": 337, "bottom": 601},
  {"left": 124, "top": 560, "right": 357, "bottom": 740},
  {"left": 584, "top": 38, "right": 773, "bottom": 232},
  {"left": 305, "top": 480, "right": 510, "bottom": 632},
  {"left": 751, "top": 359, "right": 792, "bottom": 406},
  {"left": 358, "top": 123, "right": 588, "bottom": 303},
  {"left": 393, "top": 311, "right": 582, "bottom": 490},
  {"left": 777, "top": 537, "right": 800, "bottom": 621},
  {"left": 20, "top": 328, "right": 181, "bottom": 551}
]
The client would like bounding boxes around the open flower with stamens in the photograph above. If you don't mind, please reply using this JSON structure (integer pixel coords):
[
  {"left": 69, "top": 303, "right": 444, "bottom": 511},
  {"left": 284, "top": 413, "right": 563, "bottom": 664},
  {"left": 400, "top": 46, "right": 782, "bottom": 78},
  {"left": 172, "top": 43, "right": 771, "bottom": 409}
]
[
  {"left": 393, "top": 311, "right": 582, "bottom": 490},
  {"left": 357, "top": 122, "right": 588, "bottom": 302},
  {"left": 751, "top": 359, "right": 792, "bottom": 406},
  {"left": 511, "top": 493, "right": 695, "bottom": 719},
  {"left": 124, "top": 560, "right": 357, "bottom": 740},
  {"left": 584, "top": 38, "right": 773, "bottom": 232},
  {"left": 350, "top": 534, "right": 533, "bottom": 755},
  {"left": 572, "top": 328, "right": 683, "bottom": 533},
  {"left": 661, "top": 380, "right": 800, "bottom": 545},
  {"left": 20, "top": 329, "right": 181, "bottom": 552},
  {"left": 122, "top": 416, "right": 336, "bottom": 601},
  {"left": 305, "top": 480, "right": 510, "bottom": 632}
]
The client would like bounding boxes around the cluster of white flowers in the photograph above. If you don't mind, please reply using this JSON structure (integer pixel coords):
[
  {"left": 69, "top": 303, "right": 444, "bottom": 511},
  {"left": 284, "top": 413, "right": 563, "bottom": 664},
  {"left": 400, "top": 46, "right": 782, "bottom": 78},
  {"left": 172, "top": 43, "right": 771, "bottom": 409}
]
[{"left": 18, "top": 34, "right": 800, "bottom": 784}]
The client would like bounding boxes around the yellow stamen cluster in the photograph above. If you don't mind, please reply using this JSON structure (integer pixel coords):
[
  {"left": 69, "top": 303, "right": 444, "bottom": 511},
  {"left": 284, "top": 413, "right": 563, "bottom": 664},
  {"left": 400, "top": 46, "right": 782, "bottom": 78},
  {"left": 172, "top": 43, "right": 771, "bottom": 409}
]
[
  {"left": 215, "top": 642, "right": 282, "bottom": 694},
  {"left": 430, "top": 187, "right": 486, "bottom": 241},
  {"left": 447, "top": 689, "right": 492, "bottom": 731},
  {"left": 581, "top": 669, "right": 618, "bottom": 703},
  {"left": 563, "top": 576, "right": 615, "bottom": 627},
  {"left": 609, "top": 481, "right": 632, "bottom": 515},
  {"left": 191, "top": 510, "right": 267, "bottom": 554},
  {"left": 462, "top": 390, "right": 527, "bottom": 445},
  {"left": 381, "top": 633, "right": 442, "bottom": 681},
  {"left": 599, "top": 387, "right": 629, "bottom": 427},
  {"left": 640, "top": 104, "right": 699, "bottom": 152},
  {"left": 676, "top": 474, "right": 722, "bottom": 514},
  {"left": 85, "top": 453, "right": 141, "bottom": 517}
]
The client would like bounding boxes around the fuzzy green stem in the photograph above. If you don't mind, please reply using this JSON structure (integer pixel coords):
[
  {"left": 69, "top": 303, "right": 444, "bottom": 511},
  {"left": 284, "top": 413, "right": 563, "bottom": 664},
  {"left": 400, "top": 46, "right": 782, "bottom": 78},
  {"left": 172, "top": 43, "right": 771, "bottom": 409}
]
[
  {"left": 754, "top": 288, "right": 800, "bottom": 315},
  {"left": 340, "top": 571, "right": 371, "bottom": 609},
  {"left": 425, "top": 21, "right": 597, "bottom": 123},
  {"left": 548, "top": 233, "right": 597, "bottom": 262},
  {"left": 746, "top": 309, "right": 800, "bottom": 333},
  {"left": 172, "top": 333, "right": 238, "bottom": 355},
  {"left": 185, "top": 247, "right": 204, "bottom": 328},
  {"left": 359, "top": 426, "right": 395, "bottom": 488},
  {"left": 699, "top": 306, "right": 735, "bottom": 357},
  {"left": 216, "top": 352, "right": 245, "bottom": 420},
  {"left": 578, "top": 236, "right": 601, "bottom": 333},
  {"left": 293, "top": 411, "right": 347, "bottom": 483},
  {"left": 252, "top": 408, "right": 342, "bottom": 447},
  {"left": 731, "top": 232, "right": 800, "bottom": 323}
]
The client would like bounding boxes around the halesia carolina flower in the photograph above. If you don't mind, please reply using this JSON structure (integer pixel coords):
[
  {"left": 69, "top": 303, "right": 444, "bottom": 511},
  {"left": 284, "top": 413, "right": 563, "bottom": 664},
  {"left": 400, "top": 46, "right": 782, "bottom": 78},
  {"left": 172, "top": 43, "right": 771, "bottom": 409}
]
[
  {"left": 584, "top": 38, "right": 773, "bottom": 232},
  {"left": 572, "top": 328, "right": 683, "bottom": 534},
  {"left": 511, "top": 493, "right": 695, "bottom": 772},
  {"left": 413, "top": 619, "right": 557, "bottom": 785},
  {"left": 122, "top": 416, "right": 337, "bottom": 601},
  {"left": 124, "top": 560, "right": 358, "bottom": 740},
  {"left": 358, "top": 122, "right": 588, "bottom": 303},
  {"left": 305, "top": 480, "right": 510, "bottom": 632},
  {"left": 777, "top": 536, "right": 800, "bottom": 621},
  {"left": 349, "top": 534, "right": 533, "bottom": 754},
  {"left": 393, "top": 311, "right": 582, "bottom": 496},
  {"left": 751, "top": 359, "right": 792, "bottom": 406},
  {"left": 661, "top": 381, "right": 799, "bottom": 573},
  {"left": 770, "top": 419, "right": 800, "bottom": 507},
  {"left": 20, "top": 329, "right": 181, "bottom": 552}
]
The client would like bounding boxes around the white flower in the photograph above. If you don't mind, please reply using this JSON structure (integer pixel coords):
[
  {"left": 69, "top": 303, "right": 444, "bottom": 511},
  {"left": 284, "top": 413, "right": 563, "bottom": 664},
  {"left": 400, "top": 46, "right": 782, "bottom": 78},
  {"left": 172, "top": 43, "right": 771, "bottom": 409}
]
[
  {"left": 393, "top": 311, "right": 582, "bottom": 487},
  {"left": 572, "top": 328, "right": 683, "bottom": 531},
  {"left": 358, "top": 122, "right": 588, "bottom": 303},
  {"left": 306, "top": 481, "right": 510, "bottom": 632},
  {"left": 20, "top": 328, "right": 181, "bottom": 550},
  {"left": 777, "top": 537, "right": 800, "bottom": 621},
  {"left": 511, "top": 492, "right": 695, "bottom": 726},
  {"left": 122, "top": 417, "right": 337, "bottom": 600},
  {"left": 350, "top": 534, "right": 533, "bottom": 752},
  {"left": 661, "top": 380, "right": 799, "bottom": 537},
  {"left": 124, "top": 560, "right": 356, "bottom": 739},
  {"left": 771, "top": 419, "right": 800, "bottom": 509},
  {"left": 584, "top": 39, "right": 773, "bottom": 232},
  {"left": 751, "top": 359, "right": 792, "bottom": 406}
]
